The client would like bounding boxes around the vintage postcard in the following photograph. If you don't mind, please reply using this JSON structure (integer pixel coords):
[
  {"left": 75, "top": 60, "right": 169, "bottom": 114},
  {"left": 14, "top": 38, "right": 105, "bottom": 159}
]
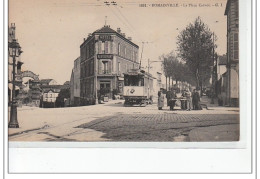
[
  {"left": 7, "top": 0, "right": 243, "bottom": 145},
  {"left": 5, "top": 0, "right": 255, "bottom": 175}
]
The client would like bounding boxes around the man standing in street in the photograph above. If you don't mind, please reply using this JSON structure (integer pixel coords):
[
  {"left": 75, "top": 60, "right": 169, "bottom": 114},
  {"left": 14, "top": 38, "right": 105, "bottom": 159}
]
[
  {"left": 169, "top": 88, "right": 177, "bottom": 111},
  {"left": 192, "top": 89, "right": 201, "bottom": 110}
]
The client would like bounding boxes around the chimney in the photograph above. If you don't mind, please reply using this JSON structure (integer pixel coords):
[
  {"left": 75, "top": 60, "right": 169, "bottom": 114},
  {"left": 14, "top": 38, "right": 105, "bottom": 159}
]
[
  {"left": 83, "top": 38, "right": 86, "bottom": 41},
  {"left": 117, "top": 28, "right": 121, "bottom": 33},
  {"left": 128, "top": 37, "right": 132, "bottom": 41},
  {"left": 122, "top": 33, "right": 125, "bottom": 37}
]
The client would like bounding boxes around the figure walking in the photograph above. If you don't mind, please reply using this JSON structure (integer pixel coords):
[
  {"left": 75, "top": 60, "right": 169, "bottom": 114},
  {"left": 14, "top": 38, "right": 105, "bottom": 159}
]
[
  {"left": 157, "top": 89, "right": 164, "bottom": 110},
  {"left": 186, "top": 89, "right": 192, "bottom": 111}
]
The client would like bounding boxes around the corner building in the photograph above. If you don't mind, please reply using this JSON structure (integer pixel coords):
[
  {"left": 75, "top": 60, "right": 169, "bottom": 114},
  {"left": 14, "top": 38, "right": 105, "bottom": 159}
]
[
  {"left": 80, "top": 25, "right": 139, "bottom": 105},
  {"left": 225, "top": 0, "right": 239, "bottom": 107}
]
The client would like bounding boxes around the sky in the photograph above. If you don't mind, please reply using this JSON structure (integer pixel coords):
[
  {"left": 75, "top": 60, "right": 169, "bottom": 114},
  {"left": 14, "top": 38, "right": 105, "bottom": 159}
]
[{"left": 9, "top": 0, "right": 228, "bottom": 84}]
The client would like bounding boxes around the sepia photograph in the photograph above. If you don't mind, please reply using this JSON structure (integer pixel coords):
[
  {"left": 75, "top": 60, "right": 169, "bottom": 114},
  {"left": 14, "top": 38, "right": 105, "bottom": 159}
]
[
  {"left": 4, "top": 0, "right": 257, "bottom": 175},
  {"left": 7, "top": 0, "right": 241, "bottom": 143}
]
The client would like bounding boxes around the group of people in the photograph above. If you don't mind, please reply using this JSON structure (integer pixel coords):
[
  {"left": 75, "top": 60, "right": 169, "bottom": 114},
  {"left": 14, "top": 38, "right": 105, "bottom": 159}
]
[{"left": 157, "top": 88, "right": 201, "bottom": 111}]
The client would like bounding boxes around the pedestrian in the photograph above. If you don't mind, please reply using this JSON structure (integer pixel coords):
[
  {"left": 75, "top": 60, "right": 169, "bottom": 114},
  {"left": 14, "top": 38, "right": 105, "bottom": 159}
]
[
  {"left": 157, "top": 89, "right": 164, "bottom": 110},
  {"left": 181, "top": 89, "right": 187, "bottom": 110},
  {"left": 192, "top": 89, "right": 196, "bottom": 110},
  {"left": 186, "top": 89, "right": 192, "bottom": 111},
  {"left": 193, "top": 89, "right": 201, "bottom": 110},
  {"left": 166, "top": 90, "right": 171, "bottom": 107},
  {"left": 169, "top": 89, "right": 177, "bottom": 111}
]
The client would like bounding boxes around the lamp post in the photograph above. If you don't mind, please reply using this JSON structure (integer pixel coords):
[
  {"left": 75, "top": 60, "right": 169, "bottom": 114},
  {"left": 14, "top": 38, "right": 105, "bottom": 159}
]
[{"left": 8, "top": 39, "right": 22, "bottom": 128}]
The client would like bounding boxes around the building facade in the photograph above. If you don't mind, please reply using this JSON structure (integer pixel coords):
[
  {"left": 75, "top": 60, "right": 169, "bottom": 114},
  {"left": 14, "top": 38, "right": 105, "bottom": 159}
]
[
  {"left": 225, "top": 0, "right": 239, "bottom": 107},
  {"left": 42, "top": 89, "right": 60, "bottom": 103},
  {"left": 70, "top": 57, "right": 81, "bottom": 106},
  {"left": 80, "top": 25, "right": 139, "bottom": 105},
  {"left": 215, "top": 55, "right": 228, "bottom": 106}
]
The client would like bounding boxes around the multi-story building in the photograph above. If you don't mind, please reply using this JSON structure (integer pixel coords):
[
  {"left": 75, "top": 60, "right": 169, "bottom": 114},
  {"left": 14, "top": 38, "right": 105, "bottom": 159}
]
[
  {"left": 42, "top": 89, "right": 60, "bottom": 103},
  {"left": 70, "top": 57, "right": 81, "bottom": 106},
  {"left": 225, "top": 0, "right": 239, "bottom": 107},
  {"left": 80, "top": 25, "right": 139, "bottom": 105}
]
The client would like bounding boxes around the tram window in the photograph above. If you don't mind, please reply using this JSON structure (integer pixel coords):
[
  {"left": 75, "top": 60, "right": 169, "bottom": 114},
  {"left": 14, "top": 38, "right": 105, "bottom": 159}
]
[{"left": 139, "top": 78, "right": 144, "bottom": 86}]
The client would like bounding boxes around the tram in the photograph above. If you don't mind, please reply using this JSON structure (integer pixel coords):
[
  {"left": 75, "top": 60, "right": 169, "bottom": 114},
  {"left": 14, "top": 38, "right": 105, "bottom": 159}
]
[{"left": 123, "top": 69, "right": 154, "bottom": 106}]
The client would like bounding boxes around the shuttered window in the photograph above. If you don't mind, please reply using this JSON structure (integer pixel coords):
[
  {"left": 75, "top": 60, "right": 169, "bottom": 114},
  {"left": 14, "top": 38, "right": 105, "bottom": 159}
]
[
  {"left": 105, "top": 41, "right": 109, "bottom": 54},
  {"left": 233, "top": 33, "right": 239, "bottom": 60}
]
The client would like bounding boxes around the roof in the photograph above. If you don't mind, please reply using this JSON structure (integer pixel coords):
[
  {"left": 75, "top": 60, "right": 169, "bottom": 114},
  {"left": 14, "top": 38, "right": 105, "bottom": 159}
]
[
  {"left": 63, "top": 81, "right": 70, "bottom": 85},
  {"left": 94, "top": 26, "right": 118, "bottom": 33},
  {"left": 81, "top": 25, "right": 139, "bottom": 48},
  {"left": 218, "top": 56, "right": 227, "bottom": 65},
  {"left": 40, "top": 79, "right": 53, "bottom": 84},
  {"left": 42, "top": 88, "right": 61, "bottom": 93},
  {"left": 124, "top": 69, "right": 155, "bottom": 79}
]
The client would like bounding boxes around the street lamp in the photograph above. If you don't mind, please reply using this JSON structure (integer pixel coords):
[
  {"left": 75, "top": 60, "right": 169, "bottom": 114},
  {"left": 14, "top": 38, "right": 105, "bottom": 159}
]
[{"left": 8, "top": 39, "right": 22, "bottom": 128}]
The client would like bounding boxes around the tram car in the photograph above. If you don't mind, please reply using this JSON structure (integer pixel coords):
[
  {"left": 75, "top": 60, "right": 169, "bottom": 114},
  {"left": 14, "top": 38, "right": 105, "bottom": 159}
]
[{"left": 123, "top": 69, "right": 154, "bottom": 106}]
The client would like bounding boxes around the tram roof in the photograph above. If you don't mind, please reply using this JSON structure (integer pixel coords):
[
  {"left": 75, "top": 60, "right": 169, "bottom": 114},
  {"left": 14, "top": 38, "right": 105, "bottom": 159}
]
[{"left": 124, "top": 69, "right": 155, "bottom": 79}]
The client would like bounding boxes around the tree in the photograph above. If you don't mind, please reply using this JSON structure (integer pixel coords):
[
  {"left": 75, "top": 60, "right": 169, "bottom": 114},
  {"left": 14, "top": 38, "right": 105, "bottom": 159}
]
[
  {"left": 177, "top": 17, "right": 216, "bottom": 90},
  {"left": 160, "top": 54, "right": 171, "bottom": 90},
  {"left": 55, "top": 88, "right": 70, "bottom": 107}
]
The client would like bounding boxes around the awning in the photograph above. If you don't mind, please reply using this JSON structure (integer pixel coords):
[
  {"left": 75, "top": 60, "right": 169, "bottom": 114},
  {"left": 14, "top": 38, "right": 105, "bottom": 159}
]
[{"left": 8, "top": 83, "right": 20, "bottom": 90}]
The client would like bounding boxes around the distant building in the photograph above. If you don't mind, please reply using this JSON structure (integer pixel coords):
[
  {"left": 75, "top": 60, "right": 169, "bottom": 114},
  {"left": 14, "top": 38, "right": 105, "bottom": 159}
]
[
  {"left": 40, "top": 79, "right": 58, "bottom": 86},
  {"left": 217, "top": 55, "right": 227, "bottom": 80},
  {"left": 40, "top": 79, "right": 68, "bottom": 107},
  {"left": 80, "top": 25, "right": 139, "bottom": 105},
  {"left": 153, "top": 72, "right": 162, "bottom": 96},
  {"left": 216, "top": 55, "right": 228, "bottom": 106},
  {"left": 42, "top": 88, "right": 60, "bottom": 103},
  {"left": 70, "top": 57, "right": 81, "bottom": 106},
  {"left": 225, "top": 0, "right": 239, "bottom": 107}
]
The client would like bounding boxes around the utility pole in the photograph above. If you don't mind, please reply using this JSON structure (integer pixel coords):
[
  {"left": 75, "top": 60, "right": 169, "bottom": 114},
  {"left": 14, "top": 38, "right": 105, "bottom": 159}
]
[{"left": 211, "top": 32, "right": 215, "bottom": 104}]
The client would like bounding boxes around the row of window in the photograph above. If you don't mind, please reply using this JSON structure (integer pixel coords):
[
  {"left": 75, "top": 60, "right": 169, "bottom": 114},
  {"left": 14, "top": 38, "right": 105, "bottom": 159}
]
[
  {"left": 81, "top": 40, "right": 95, "bottom": 61},
  {"left": 43, "top": 98, "right": 56, "bottom": 102},
  {"left": 81, "top": 59, "right": 94, "bottom": 78},
  {"left": 44, "top": 93, "right": 58, "bottom": 98},
  {"left": 118, "top": 43, "right": 138, "bottom": 62},
  {"left": 96, "top": 40, "right": 138, "bottom": 62},
  {"left": 80, "top": 78, "right": 94, "bottom": 97}
]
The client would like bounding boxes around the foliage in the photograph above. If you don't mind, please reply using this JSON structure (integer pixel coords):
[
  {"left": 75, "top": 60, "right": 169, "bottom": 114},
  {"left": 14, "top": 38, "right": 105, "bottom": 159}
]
[
  {"left": 161, "top": 52, "right": 196, "bottom": 86},
  {"left": 55, "top": 88, "right": 70, "bottom": 107},
  {"left": 177, "top": 16, "right": 216, "bottom": 88}
]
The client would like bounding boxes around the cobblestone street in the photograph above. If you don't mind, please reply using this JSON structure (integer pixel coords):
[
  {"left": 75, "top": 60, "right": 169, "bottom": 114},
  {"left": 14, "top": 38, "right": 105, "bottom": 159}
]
[
  {"left": 8, "top": 97, "right": 240, "bottom": 142},
  {"left": 77, "top": 113, "right": 239, "bottom": 141}
]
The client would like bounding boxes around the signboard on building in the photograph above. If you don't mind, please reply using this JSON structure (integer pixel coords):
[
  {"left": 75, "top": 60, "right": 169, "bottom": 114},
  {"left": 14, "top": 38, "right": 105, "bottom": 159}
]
[
  {"left": 97, "top": 54, "right": 113, "bottom": 59},
  {"left": 99, "top": 35, "right": 112, "bottom": 41}
]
